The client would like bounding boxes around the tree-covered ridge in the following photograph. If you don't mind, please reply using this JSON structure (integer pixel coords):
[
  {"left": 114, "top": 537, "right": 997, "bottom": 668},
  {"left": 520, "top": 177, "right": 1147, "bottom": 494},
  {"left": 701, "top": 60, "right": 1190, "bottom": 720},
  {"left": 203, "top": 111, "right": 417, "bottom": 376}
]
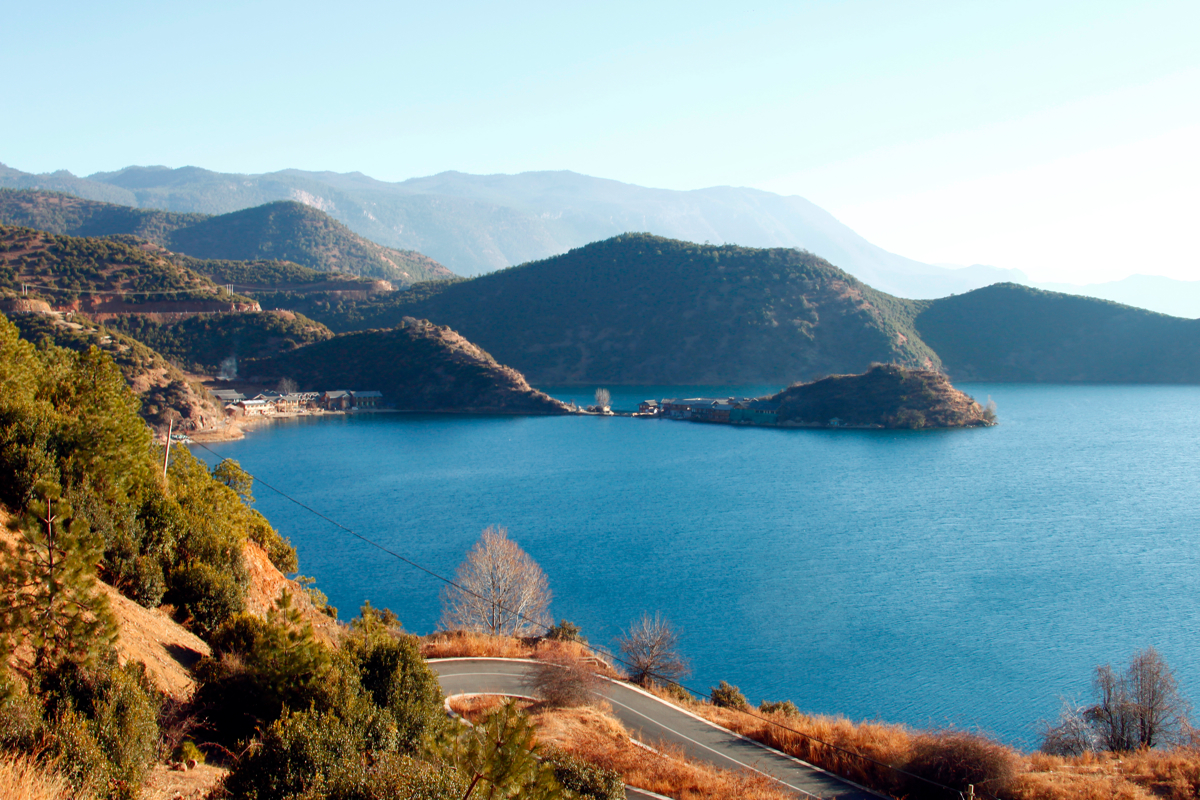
[
  {"left": 914, "top": 283, "right": 1200, "bottom": 383},
  {"left": 105, "top": 310, "right": 335, "bottom": 374},
  {"left": 294, "top": 233, "right": 941, "bottom": 385},
  {"left": 0, "top": 189, "right": 456, "bottom": 286},
  {"left": 175, "top": 253, "right": 377, "bottom": 289},
  {"left": 0, "top": 225, "right": 255, "bottom": 307},
  {"left": 7, "top": 313, "right": 225, "bottom": 431},
  {"left": 166, "top": 200, "right": 455, "bottom": 284},
  {"left": 253, "top": 321, "right": 572, "bottom": 414}
]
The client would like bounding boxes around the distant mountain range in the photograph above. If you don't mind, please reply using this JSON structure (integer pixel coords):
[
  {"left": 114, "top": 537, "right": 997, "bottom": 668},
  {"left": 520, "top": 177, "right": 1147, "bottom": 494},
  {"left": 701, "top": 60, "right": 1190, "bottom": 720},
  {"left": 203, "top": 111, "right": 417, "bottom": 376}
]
[
  {"left": 0, "top": 188, "right": 453, "bottom": 285},
  {"left": 0, "top": 162, "right": 1027, "bottom": 299}
]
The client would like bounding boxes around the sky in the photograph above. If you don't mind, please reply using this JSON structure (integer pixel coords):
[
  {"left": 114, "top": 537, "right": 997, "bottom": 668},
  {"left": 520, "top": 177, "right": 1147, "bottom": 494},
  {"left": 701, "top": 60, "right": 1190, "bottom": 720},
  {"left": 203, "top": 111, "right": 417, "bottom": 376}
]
[{"left": 3, "top": 0, "right": 1197, "bottom": 283}]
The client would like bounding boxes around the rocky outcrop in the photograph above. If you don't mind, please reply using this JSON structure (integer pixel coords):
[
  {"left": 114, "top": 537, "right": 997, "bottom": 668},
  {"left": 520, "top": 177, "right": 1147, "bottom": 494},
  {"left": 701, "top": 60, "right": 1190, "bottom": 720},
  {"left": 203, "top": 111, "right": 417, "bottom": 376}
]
[{"left": 769, "top": 364, "right": 991, "bottom": 429}]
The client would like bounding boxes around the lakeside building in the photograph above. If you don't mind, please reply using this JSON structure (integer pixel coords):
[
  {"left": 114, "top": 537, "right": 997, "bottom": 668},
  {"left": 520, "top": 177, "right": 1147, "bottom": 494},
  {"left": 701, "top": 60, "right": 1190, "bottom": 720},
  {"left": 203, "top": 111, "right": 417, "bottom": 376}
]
[
  {"left": 660, "top": 397, "right": 780, "bottom": 425},
  {"left": 320, "top": 390, "right": 353, "bottom": 410},
  {"left": 219, "top": 388, "right": 383, "bottom": 414},
  {"left": 235, "top": 398, "right": 273, "bottom": 416},
  {"left": 351, "top": 390, "right": 383, "bottom": 408},
  {"left": 211, "top": 389, "right": 245, "bottom": 404}
]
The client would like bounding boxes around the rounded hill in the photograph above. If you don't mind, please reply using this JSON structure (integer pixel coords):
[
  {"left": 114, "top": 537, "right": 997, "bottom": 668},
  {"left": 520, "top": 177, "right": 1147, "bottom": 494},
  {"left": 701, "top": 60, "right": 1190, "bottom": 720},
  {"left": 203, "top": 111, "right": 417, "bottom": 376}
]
[
  {"left": 769, "top": 364, "right": 990, "bottom": 429},
  {"left": 341, "top": 233, "right": 940, "bottom": 385}
]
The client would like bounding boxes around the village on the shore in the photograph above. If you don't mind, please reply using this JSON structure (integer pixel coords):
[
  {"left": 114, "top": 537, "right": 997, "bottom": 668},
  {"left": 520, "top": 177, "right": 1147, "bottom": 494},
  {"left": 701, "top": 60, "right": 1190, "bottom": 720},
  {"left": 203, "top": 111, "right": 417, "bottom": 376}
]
[
  {"left": 634, "top": 396, "right": 781, "bottom": 425},
  {"left": 210, "top": 388, "right": 385, "bottom": 416}
]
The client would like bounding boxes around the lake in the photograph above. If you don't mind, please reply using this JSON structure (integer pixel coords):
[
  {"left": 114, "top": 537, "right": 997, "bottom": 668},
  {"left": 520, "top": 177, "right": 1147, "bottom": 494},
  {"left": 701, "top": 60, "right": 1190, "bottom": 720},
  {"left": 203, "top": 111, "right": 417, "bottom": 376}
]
[{"left": 196, "top": 383, "right": 1200, "bottom": 748}]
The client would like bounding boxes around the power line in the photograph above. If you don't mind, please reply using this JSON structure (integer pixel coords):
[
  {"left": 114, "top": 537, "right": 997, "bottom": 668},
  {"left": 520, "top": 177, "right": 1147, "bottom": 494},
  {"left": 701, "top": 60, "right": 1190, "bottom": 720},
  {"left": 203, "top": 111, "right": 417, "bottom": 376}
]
[{"left": 187, "top": 439, "right": 980, "bottom": 800}]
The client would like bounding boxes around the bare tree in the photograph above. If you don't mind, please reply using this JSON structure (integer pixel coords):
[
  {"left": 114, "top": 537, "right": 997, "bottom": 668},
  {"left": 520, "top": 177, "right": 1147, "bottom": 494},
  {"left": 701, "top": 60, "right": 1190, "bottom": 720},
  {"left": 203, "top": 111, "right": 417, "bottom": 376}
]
[
  {"left": 594, "top": 388, "right": 611, "bottom": 409},
  {"left": 1045, "top": 646, "right": 1191, "bottom": 753},
  {"left": 617, "top": 612, "right": 688, "bottom": 686},
  {"left": 277, "top": 377, "right": 298, "bottom": 394},
  {"left": 1123, "top": 646, "right": 1189, "bottom": 748},
  {"left": 525, "top": 652, "right": 602, "bottom": 707},
  {"left": 440, "top": 526, "right": 552, "bottom": 636},
  {"left": 1039, "top": 698, "right": 1098, "bottom": 756}
]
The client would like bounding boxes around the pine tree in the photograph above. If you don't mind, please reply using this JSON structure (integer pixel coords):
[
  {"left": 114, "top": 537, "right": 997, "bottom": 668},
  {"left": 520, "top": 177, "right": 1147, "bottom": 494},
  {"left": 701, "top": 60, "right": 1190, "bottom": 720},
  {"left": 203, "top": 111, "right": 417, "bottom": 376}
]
[
  {"left": 0, "top": 480, "right": 118, "bottom": 668},
  {"left": 447, "top": 699, "right": 560, "bottom": 799}
]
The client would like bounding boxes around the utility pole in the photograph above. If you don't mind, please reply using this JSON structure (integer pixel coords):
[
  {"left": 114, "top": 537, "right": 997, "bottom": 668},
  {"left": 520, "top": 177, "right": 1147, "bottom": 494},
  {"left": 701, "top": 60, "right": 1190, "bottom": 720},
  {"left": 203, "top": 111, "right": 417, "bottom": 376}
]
[{"left": 162, "top": 419, "right": 173, "bottom": 480}]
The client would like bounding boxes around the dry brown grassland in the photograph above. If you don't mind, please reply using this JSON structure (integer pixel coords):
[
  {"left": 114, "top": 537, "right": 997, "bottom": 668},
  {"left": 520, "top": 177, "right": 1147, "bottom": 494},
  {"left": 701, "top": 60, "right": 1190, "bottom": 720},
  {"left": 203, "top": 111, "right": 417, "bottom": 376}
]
[
  {"left": 449, "top": 695, "right": 793, "bottom": 800},
  {"left": 662, "top": 688, "right": 1200, "bottom": 800},
  {"left": 0, "top": 755, "right": 75, "bottom": 800},
  {"left": 428, "top": 632, "right": 1200, "bottom": 800}
]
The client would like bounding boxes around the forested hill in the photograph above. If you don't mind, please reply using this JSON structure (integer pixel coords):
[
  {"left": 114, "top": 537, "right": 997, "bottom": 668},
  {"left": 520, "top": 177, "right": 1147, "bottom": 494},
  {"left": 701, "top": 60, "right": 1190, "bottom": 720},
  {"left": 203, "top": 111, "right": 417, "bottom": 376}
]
[
  {"left": 295, "top": 234, "right": 940, "bottom": 385},
  {"left": 253, "top": 321, "right": 572, "bottom": 414},
  {"left": 914, "top": 283, "right": 1200, "bottom": 383},
  {"left": 0, "top": 225, "right": 258, "bottom": 311},
  {"left": 0, "top": 189, "right": 455, "bottom": 286}
]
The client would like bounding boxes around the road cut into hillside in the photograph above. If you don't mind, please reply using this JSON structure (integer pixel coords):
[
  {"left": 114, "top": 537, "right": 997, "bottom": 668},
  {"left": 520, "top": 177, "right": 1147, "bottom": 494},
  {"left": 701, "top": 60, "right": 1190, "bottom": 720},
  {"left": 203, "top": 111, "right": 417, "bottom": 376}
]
[{"left": 430, "top": 657, "right": 882, "bottom": 800}]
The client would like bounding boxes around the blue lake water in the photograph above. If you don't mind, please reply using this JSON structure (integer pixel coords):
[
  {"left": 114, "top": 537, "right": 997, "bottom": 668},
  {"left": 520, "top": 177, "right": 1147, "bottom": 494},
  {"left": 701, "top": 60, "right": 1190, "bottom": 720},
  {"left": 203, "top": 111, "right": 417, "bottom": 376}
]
[{"left": 196, "top": 384, "right": 1200, "bottom": 748}]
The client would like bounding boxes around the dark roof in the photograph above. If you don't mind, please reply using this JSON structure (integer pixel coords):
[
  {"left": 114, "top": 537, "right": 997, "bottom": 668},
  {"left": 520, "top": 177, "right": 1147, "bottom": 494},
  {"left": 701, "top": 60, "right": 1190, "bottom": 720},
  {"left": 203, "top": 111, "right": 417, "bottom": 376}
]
[{"left": 352, "top": 390, "right": 383, "bottom": 398}]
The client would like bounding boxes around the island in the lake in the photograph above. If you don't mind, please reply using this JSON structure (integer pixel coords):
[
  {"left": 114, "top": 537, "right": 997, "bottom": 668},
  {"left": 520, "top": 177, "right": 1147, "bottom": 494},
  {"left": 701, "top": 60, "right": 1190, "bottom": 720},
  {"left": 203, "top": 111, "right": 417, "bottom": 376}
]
[{"left": 641, "top": 364, "right": 995, "bottom": 429}]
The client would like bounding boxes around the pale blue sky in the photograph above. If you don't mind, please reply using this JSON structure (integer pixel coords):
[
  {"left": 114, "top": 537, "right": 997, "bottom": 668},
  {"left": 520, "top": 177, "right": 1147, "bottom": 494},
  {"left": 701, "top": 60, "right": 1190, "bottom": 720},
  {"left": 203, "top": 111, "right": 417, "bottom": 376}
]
[{"left": 3, "top": 1, "right": 1197, "bottom": 282}]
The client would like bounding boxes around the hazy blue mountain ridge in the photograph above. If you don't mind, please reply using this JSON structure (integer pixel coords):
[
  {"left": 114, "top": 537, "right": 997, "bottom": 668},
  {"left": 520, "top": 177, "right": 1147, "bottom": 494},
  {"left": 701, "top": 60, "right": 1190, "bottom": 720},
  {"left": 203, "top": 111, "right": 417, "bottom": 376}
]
[
  {"left": 0, "top": 188, "right": 454, "bottom": 285},
  {"left": 0, "top": 162, "right": 1019, "bottom": 296}
]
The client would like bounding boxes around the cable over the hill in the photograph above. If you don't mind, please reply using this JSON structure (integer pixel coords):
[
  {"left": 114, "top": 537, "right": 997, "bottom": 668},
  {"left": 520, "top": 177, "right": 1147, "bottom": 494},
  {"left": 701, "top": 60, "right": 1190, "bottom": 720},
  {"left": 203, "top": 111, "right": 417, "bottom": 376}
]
[{"left": 187, "top": 439, "right": 984, "bottom": 800}]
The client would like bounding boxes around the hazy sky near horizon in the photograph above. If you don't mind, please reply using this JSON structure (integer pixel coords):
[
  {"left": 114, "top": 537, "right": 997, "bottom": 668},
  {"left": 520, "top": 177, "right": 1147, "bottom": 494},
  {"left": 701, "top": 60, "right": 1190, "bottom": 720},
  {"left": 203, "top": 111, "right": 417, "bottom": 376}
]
[{"left": 4, "top": 0, "right": 1197, "bottom": 283}]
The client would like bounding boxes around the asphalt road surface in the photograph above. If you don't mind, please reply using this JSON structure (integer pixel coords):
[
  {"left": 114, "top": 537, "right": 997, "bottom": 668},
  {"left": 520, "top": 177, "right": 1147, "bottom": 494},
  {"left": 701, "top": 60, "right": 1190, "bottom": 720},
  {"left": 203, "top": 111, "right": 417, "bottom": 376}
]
[{"left": 430, "top": 658, "right": 882, "bottom": 800}]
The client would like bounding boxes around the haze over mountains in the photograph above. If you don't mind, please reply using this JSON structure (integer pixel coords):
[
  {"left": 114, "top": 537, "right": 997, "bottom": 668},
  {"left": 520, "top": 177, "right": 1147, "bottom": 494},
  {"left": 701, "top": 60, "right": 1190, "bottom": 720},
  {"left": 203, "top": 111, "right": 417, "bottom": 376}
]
[
  {"left": 0, "top": 188, "right": 452, "bottom": 285},
  {"left": 3, "top": 161, "right": 1194, "bottom": 317},
  {"left": 0, "top": 161, "right": 1025, "bottom": 299}
]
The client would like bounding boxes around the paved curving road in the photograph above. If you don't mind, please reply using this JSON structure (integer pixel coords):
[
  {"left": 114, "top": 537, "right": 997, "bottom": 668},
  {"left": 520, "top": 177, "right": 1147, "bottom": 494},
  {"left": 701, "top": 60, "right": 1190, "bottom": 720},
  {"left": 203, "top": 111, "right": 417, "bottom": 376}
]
[{"left": 430, "top": 658, "right": 881, "bottom": 800}]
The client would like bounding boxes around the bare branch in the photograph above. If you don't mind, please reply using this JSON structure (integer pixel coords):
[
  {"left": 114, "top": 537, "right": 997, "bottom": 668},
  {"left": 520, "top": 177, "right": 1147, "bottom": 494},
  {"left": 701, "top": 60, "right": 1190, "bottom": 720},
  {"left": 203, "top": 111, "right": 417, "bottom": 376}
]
[{"left": 440, "top": 526, "right": 552, "bottom": 637}]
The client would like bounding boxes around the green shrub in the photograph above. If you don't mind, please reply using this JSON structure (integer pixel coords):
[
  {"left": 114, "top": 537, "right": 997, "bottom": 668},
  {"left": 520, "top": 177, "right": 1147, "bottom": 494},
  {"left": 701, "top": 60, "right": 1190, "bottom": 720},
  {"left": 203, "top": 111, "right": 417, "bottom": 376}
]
[
  {"left": 222, "top": 708, "right": 361, "bottom": 800},
  {"left": 39, "top": 658, "right": 161, "bottom": 800},
  {"left": 759, "top": 699, "right": 800, "bottom": 718},
  {"left": 0, "top": 673, "right": 44, "bottom": 750},
  {"left": 543, "top": 746, "right": 624, "bottom": 800},
  {"left": 173, "top": 739, "right": 205, "bottom": 764},
  {"left": 54, "top": 707, "right": 113, "bottom": 798},
  {"left": 304, "top": 752, "right": 467, "bottom": 800},
  {"left": 545, "top": 619, "right": 587, "bottom": 643},
  {"left": 710, "top": 680, "right": 748, "bottom": 710},
  {"left": 344, "top": 620, "right": 446, "bottom": 754},
  {"left": 195, "top": 605, "right": 334, "bottom": 747},
  {"left": 167, "top": 562, "right": 246, "bottom": 636}
]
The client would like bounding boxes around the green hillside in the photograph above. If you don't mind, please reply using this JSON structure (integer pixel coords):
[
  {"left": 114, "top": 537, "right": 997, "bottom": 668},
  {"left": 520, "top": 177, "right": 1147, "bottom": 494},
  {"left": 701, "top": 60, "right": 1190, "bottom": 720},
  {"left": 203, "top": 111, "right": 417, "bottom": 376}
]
[
  {"left": 6, "top": 312, "right": 224, "bottom": 430},
  {"left": 105, "top": 310, "right": 334, "bottom": 374},
  {"left": 165, "top": 200, "right": 455, "bottom": 284},
  {"left": 296, "top": 233, "right": 940, "bottom": 385},
  {"left": 0, "top": 225, "right": 256, "bottom": 309},
  {"left": 915, "top": 284, "right": 1200, "bottom": 382},
  {"left": 0, "top": 189, "right": 455, "bottom": 286},
  {"left": 252, "top": 320, "right": 571, "bottom": 414}
]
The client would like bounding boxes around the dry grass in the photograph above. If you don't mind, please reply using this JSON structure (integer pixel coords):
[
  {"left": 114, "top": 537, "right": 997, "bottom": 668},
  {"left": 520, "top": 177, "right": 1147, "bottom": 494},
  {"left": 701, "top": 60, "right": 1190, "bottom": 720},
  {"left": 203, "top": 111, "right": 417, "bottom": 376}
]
[
  {"left": 671, "top": 691, "right": 1200, "bottom": 800},
  {"left": 447, "top": 695, "right": 793, "bottom": 799},
  {"left": 420, "top": 630, "right": 534, "bottom": 660},
  {"left": 531, "top": 703, "right": 794, "bottom": 800},
  {"left": 419, "top": 631, "right": 619, "bottom": 674},
  {"left": 0, "top": 754, "right": 76, "bottom": 800}
]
